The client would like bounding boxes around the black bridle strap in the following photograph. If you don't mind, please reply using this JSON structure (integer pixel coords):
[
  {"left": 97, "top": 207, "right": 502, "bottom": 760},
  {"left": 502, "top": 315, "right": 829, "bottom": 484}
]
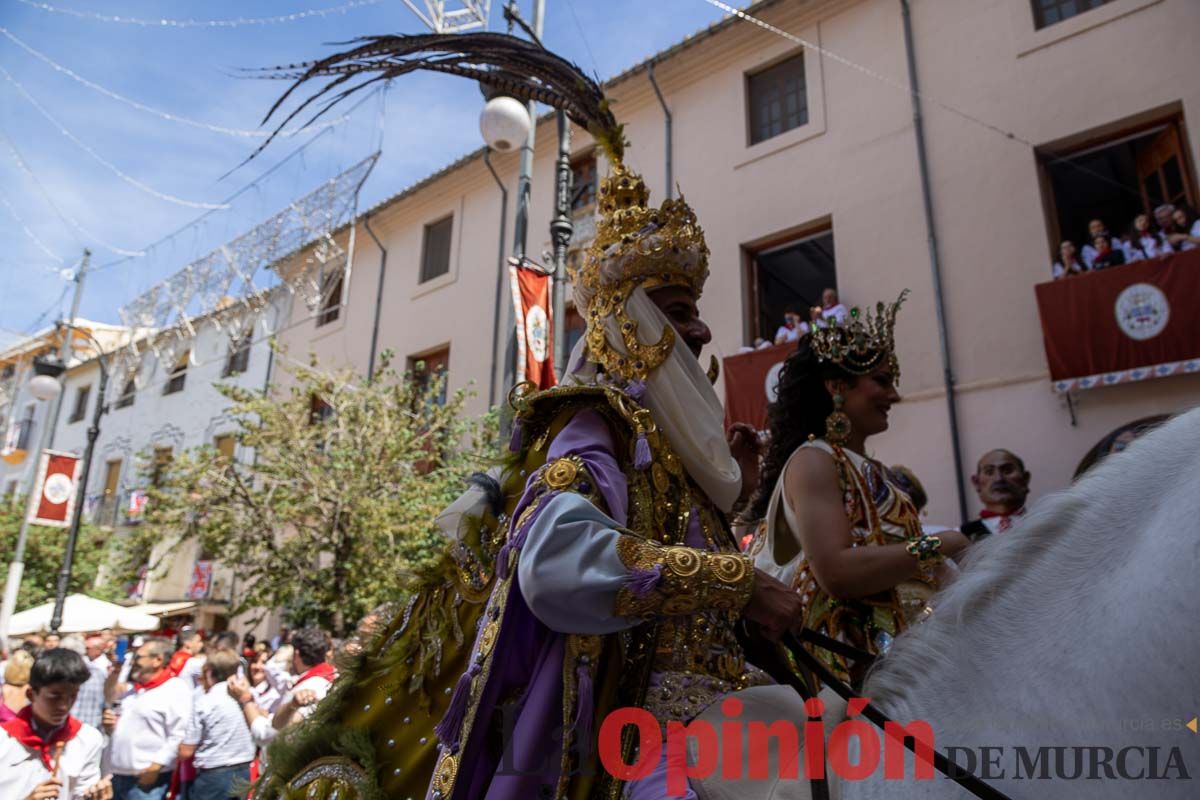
[
  {"left": 794, "top": 627, "right": 877, "bottom": 666},
  {"left": 783, "top": 634, "right": 1014, "bottom": 800}
]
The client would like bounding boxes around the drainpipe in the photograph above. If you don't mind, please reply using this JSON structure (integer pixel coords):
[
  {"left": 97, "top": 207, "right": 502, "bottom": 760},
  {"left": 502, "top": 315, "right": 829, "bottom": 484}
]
[
  {"left": 483, "top": 150, "right": 509, "bottom": 408},
  {"left": 901, "top": 0, "right": 969, "bottom": 524},
  {"left": 363, "top": 213, "right": 388, "bottom": 384},
  {"left": 647, "top": 60, "right": 674, "bottom": 199}
]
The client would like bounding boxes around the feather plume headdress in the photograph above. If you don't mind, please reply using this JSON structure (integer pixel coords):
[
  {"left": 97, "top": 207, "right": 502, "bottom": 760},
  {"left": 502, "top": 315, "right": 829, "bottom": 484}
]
[{"left": 257, "top": 33, "right": 709, "bottom": 382}]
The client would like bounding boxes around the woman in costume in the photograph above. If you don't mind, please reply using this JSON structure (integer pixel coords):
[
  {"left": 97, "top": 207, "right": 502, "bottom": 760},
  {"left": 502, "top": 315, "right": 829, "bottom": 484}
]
[{"left": 747, "top": 295, "right": 970, "bottom": 687}]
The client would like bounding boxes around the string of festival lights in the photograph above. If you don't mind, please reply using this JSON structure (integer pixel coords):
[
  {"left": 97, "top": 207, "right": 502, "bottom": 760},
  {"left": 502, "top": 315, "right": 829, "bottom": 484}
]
[
  {"left": 0, "top": 191, "right": 68, "bottom": 267},
  {"left": 1, "top": 126, "right": 147, "bottom": 258},
  {"left": 0, "top": 27, "right": 354, "bottom": 140},
  {"left": 12, "top": 0, "right": 382, "bottom": 28},
  {"left": 0, "top": 64, "right": 229, "bottom": 210}
]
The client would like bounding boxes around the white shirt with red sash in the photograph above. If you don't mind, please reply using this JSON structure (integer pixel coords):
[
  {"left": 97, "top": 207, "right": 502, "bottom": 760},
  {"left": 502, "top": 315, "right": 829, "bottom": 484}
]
[
  {"left": 282, "top": 663, "right": 335, "bottom": 722},
  {"left": 979, "top": 507, "right": 1026, "bottom": 535},
  {"left": 108, "top": 671, "right": 193, "bottom": 776},
  {"left": 0, "top": 706, "right": 104, "bottom": 800}
]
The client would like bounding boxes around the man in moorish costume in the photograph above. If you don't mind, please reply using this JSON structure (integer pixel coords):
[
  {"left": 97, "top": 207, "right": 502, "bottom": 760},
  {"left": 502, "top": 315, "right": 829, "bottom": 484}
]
[{"left": 249, "top": 32, "right": 815, "bottom": 800}]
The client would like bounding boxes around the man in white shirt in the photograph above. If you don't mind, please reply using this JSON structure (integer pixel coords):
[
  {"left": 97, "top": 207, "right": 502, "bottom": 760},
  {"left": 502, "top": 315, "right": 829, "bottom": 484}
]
[
  {"left": 812, "top": 286, "right": 848, "bottom": 328},
  {"left": 102, "top": 638, "right": 193, "bottom": 800},
  {"left": 0, "top": 648, "right": 110, "bottom": 800},
  {"left": 71, "top": 637, "right": 110, "bottom": 731},
  {"left": 179, "top": 651, "right": 256, "bottom": 800},
  {"left": 267, "top": 628, "right": 334, "bottom": 730}
]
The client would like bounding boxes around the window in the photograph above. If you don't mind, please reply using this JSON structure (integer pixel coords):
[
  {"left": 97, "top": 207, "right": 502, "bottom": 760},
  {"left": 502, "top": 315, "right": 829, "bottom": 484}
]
[
  {"left": 420, "top": 216, "right": 454, "bottom": 283},
  {"left": 163, "top": 353, "right": 188, "bottom": 395},
  {"left": 571, "top": 153, "right": 597, "bottom": 214},
  {"left": 68, "top": 385, "right": 90, "bottom": 423},
  {"left": 150, "top": 447, "right": 173, "bottom": 488},
  {"left": 1039, "top": 119, "right": 1195, "bottom": 264},
  {"left": 9, "top": 404, "right": 35, "bottom": 451},
  {"left": 746, "top": 229, "right": 836, "bottom": 346},
  {"left": 213, "top": 434, "right": 236, "bottom": 463},
  {"left": 565, "top": 305, "right": 586, "bottom": 359},
  {"left": 747, "top": 53, "right": 808, "bottom": 146},
  {"left": 115, "top": 376, "right": 136, "bottom": 409},
  {"left": 100, "top": 459, "right": 122, "bottom": 526},
  {"left": 408, "top": 347, "right": 451, "bottom": 406},
  {"left": 223, "top": 335, "right": 252, "bottom": 377},
  {"left": 317, "top": 272, "right": 343, "bottom": 327},
  {"left": 1032, "top": 0, "right": 1116, "bottom": 29}
]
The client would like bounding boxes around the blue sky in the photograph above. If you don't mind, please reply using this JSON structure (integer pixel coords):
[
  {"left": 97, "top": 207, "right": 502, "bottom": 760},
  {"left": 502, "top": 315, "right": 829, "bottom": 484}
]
[{"left": 0, "top": 0, "right": 730, "bottom": 347}]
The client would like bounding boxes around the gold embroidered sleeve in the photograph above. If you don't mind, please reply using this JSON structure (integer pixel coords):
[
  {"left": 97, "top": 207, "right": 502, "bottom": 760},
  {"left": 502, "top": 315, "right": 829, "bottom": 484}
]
[{"left": 613, "top": 535, "right": 754, "bottom": 619}]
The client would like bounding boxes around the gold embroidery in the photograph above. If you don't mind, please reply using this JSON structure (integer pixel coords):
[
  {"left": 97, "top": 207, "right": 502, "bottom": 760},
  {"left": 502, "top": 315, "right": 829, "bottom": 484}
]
[
  {"left": 613, "top": 535, "right": 754, "bottom": 620},
  {"left": 544, "top": 457, "right": 580, "bottom": 489},
  {"left": 432, "top": 752, "right": 458, "bottom": 796}
]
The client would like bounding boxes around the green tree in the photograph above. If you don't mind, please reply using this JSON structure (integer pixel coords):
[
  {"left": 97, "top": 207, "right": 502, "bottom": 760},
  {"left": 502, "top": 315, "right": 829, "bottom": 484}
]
[
  {"left": 0, "top": 501, "right": 122, "bottom": 607},
  {"left": 135, "top": 352, "right": 497, "bottom": 636}
]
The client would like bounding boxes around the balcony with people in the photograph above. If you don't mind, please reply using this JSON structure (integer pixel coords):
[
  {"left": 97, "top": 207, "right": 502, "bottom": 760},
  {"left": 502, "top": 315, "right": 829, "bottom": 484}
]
[{"left": 1035, "top": 116, "right": 1200, "bottom": 393}]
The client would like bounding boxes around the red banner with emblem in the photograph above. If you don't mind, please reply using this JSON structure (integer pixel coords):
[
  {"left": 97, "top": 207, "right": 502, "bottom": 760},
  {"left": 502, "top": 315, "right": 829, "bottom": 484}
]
[
  {"left": 722, "top": 342, "right": 797, "bottom": 431},
  {"left": 1034, "top": 249, "right": 1200, "bottom": 392},
  {"left": 26, "top": 450, "right": 81, "bottom": 528},
  {"left": 509, "top": 260, "right": 557, "bottom": 390}
]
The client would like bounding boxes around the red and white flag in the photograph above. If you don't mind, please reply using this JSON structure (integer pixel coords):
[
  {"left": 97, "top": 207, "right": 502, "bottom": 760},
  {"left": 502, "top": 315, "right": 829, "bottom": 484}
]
[
  {"left": 509, "top": 259, "right": 557, "bottom": 390},
  {"left": 26, "top": 450, "right": 81, "bottom": 528}
]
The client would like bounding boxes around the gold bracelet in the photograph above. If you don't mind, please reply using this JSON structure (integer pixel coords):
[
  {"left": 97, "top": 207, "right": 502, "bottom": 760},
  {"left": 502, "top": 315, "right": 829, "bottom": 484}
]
[{"left": 905, "top": 534, "right": 944, "bottom": 567}]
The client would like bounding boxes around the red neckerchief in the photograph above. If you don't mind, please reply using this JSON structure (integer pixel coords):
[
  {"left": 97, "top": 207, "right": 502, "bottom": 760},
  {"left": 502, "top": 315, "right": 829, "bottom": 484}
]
[
  {"left": 167, "top": 650, "right": 191, "bottom": 677},
  {"left": 293, "top": 662, "right": 336, "bottom": 688},
  {"left": 980, "top": 507, "right": 1025, "bottom": 532},
  {"left": 1, "top": 706, "right": 82, "bottom": 771},
  {"left": 133, "top": 668, "right": 173, "bottom": 693}
]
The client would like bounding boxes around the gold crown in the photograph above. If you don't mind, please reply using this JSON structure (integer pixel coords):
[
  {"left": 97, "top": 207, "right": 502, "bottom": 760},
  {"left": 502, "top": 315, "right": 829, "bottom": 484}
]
[
  {"left": 571, "top": 164, "right": 710, "bottom": 382},
  {"left": 810, "top": 290, "right": 907, "bottom": 381}
]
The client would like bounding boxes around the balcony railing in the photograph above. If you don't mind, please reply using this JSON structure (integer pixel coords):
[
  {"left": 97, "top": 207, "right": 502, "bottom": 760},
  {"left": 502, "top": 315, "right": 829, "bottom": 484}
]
[{"left": 1035, "top": 248, "right": 1200, "bottom": 392}]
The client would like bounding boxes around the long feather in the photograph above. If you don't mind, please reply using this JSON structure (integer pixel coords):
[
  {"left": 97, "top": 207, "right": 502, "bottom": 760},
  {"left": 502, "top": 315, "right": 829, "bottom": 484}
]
[{"left": 248, "top": 32, "right": 624, "bottom": 164}]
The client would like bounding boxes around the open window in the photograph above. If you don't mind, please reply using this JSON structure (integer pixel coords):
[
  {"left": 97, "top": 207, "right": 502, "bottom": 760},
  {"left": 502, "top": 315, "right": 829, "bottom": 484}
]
[
  {"left": 1039, "top": 114, "right": 1196, "bottom": 257},
  {"left": 223, "top": 334, "right": 252, "bottom": 377},
  {"left": 163, "top": 352, "right": 189, "bottom": 395},
  {"left": 571, "top": 152, "right": 597, "bottom": 216},
  {"left": 317, "top": 271, "right": 344, "bottom": 327},
  {"left": 1031, "top": 0, "right": 1117, "bottom": 30},
  {"left": 408, "top": 346, "right": 450, "bottom": 407},
  {"left": 743, "top": 228, "right": 837, "bottom": 346},
  {"left": 115, "top": 376, "right": 137, "bottom": 409},
  {"left": 68, "top": 385, "right": 90, "bottom": 423}
]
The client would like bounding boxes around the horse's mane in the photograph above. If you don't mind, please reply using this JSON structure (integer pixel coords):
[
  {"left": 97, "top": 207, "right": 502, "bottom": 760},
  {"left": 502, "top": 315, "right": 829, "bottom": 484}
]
[{"left": 863, "top": 407, "right": 1200, "bottom": 719}]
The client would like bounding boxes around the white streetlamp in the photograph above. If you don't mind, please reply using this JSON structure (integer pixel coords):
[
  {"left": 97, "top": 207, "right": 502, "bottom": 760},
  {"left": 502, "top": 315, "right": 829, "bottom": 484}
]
[
  {"left": 28, "top": 373, "right": 63, "bottom": 402},
  {"left": 479, "top": 95, "right": 532, "bottom": 153}
]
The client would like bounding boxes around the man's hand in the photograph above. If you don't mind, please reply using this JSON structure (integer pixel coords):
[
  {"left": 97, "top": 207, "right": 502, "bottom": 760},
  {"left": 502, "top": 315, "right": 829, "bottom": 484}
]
[
  {"left": 727, "top": 423, "right": 764, "bottom": 503},
  {"left": 82, "top": 777, "right": 113, "bottom": 800},
  {"left": 743, "top": 568, "right": 805, "bottom": 641},
  {"left": 100, "top": 708, "right": 118, "bottom": 734},
  {"left": 137, "top": 764, "right": 162, "bottom": 787},
  {"left": 293, "top": 688, "right": 318, "bottom": 708},
  {"left": 227, "top": 674, "right": 253, "bottom": 705},
  {"left": 24, "top": 779, "right": 62, "bottom": 800}
]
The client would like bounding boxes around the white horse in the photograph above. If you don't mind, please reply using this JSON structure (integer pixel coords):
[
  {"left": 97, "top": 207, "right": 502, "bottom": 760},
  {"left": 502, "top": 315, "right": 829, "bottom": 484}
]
[{"left": 845, "top": 407, "right": 1200, "bottom": 799}]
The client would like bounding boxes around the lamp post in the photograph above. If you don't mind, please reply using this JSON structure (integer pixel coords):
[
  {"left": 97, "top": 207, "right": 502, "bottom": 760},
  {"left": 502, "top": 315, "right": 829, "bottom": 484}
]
[
  {"left": 480, "top": 0, "right": 574, "bottom": 396},
  {"left": 47, "top": 329, "right": 109, "bottom": 634}
]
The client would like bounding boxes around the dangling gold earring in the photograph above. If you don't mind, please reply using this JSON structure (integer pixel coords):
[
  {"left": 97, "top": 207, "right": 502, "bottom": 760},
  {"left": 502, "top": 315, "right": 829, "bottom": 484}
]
[{"left": 825, "top": 392, "right": 851, "bottom": 447}]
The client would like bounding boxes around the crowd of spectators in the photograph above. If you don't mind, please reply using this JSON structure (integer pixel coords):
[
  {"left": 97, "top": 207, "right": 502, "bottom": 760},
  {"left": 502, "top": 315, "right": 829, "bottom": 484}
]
[
  {"left": 741, "top": 287, "right": 849, "bottom": 352},
  {"left": 1052, "top": 203, "right": 1200, "bottom": 280},
  {"left": 0, "top": 624, "right": 339, "bottom": 800}
]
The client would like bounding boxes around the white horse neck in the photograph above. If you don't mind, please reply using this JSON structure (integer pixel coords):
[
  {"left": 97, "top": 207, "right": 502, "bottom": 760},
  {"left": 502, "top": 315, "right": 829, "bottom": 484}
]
[{"left": 847, "top": 408, "right": 1200, "bottom": 800}]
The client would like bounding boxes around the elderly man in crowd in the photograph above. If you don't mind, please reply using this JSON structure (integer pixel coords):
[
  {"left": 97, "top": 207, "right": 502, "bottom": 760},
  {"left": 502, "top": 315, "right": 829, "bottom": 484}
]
[
  {"left": 103, "top": 637, "right": 193, "bottom": 800},
  {"left": 962, "top": 448, "right": 1031, "bottom": 542},
  {"left": 180, "top": 650, "right": 256, "bottom": 800}
]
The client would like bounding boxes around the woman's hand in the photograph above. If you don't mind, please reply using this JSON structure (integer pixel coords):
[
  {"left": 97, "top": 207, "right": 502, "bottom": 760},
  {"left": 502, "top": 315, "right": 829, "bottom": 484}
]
[{"left": 935, "top": 530, "right": 971, "bottom": 559}]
